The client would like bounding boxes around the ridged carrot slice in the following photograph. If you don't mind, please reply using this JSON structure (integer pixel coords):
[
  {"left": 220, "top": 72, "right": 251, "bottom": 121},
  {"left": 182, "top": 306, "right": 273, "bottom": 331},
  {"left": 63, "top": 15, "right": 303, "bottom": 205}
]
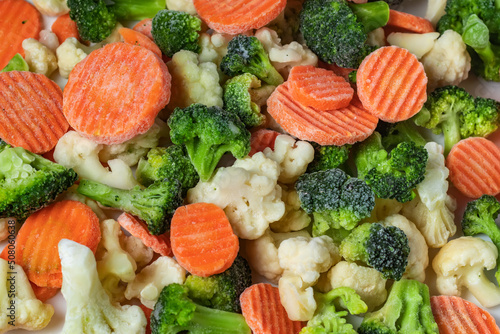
[
  {"left": 431, "top": 295, "right": 500, "bottom": 334},
  {"left": 193, "top": 0, "right": 287, "bottom": 34},
  {"left": 119, "top": 28, "right": 161, "bottom": 57},
  {"left": 288, "top": 65, "right": 354, "bottom": 111},
  {"left": 0, "top": 71, "right": 68, "bottom": 154},
  {"left": 63, "top": 42, "right": 171, "bottom": 145},
  {"left": 446, "top": 137, "right": 500, "bottom": 198},
  {"left": 240, "top": 283, "right": 305, "bottom": 334},
  {"left": 386, "top": 10, "right": 435, "bottom": 34},
  {"left": 15, "top": 200, "right": 101, "bottom": 288},
  {"left": 249, "top": 129, "right": 280, "bottom": 156},
  {"left": 133, "top": 19, "right": 153, "bottom": 40},
  {"left": 267, "top": 81, "right": 378, "bottom": 145},
  {"left": 170, "top": 203, "right": 239, "bottom": 277},
  {"left": 357, "top": 46, "right": 427, "bottom": 122},
  {"left": 51, "top": 13, "right": 80, "bottom": 44}
]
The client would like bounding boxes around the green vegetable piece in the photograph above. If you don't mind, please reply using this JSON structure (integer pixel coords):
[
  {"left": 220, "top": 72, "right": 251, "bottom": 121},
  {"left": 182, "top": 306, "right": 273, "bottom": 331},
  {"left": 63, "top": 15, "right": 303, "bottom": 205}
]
[{"left": 1, "top": 53, "right": 29, "bottom": 72}]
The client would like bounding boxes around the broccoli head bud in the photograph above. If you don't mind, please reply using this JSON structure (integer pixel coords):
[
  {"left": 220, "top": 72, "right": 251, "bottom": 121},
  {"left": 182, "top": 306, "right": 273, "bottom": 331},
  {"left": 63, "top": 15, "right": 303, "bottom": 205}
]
[
  {"left": 77, "top": 179, "right": 183, "bottom": 235},
  {"left": 220, "top": 35, "right": 284, "bottom": 86},
  {"left": 376, "top": 120, "right": 427, "bottom": 151},
  {"left": 0, "top": 146, "right": 78, "bottom": 220},
  {"left": 185, "top": 256, "right": 252, "bottom": 313},
  {"left": 67, "top": 0, "right": 117, "bottom": 42},
  {"left": 358, "top": 279, "right": 439, "bottom": 334},
  {"left": 167, "top": 103, "right": 251, "bottom": 182},
  {"left": 152, "top": 10, "right": 201, "bottom": 57},
  {"left": 151, "top": 283, "right": 251, "bottom": 334},
  {"left": 295, "top": 168, "right": 375, "bottom": 235},
  {"left": 306, "top": 143, "right": 351, "bottom": 173}
]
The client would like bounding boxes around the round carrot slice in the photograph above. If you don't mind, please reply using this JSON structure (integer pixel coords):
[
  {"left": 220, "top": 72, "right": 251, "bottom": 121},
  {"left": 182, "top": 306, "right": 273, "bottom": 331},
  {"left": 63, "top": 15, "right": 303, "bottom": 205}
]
[
  {"left": 288, "top": 65, "right": 354, "bottom": 111},
  {"left": 30, "top": 282, "right": 59, "bottom": 302},
  {"left": 63, "top": 42, "right": 171, "bottom": 145},
  {"left": 386, "top": 10, "right": 435, "bottom": 34},
  {"left": 0, "top": 71, "right": 68, "bottom": 154},
  {"left": 249, "top": 129, "right": 280, "bottom": 156},
  {"left": 193, "top": 0, "right": 287, "bottom": 34},
  {"left": 267, "top": 82, "right": 378, "bottom": 145},
  {"left": 51, "top": 13, "right": 80, "bottom": 44},
  {"left": 447, "top": 137, "right": 500, "bottom": 198},
  {"left": 119, "top": 28, "right": 162, "bottom": 57},
  {"left": 133, "top": 19, "right": 153, "bottom": 40}
]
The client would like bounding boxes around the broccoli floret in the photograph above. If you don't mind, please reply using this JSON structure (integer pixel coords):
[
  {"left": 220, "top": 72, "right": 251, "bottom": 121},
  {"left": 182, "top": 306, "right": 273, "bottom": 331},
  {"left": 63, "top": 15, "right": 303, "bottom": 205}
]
[
  {"left": 340, "top": 222, "right": 410, "bottom": 280},
  {"left": 355, "top": 132, "right": 428, "bottom": 203},
  {"left": 185, "top": 256, "right": 252, "bottom": 313},
  {"left": 306, "top": 143, "right": 351, "bottom": 173},
  {"left": 151, "top": 10, "right": 202, "bottom": 57},
  {"left": 462, "top": 195, "right": 500, "bottom": 284},
  {"left": 136, "top": 145, "right": 199, "bottom": 197},
  {"left": 0, "top": 146, "right": 78, "bottom": 220},
  {"left": 151, "top": 283, "right": 251, "bottom": 334},
  {"left": 358, "top": 279, "right": 439, "bottom": 334},
  {"left": 220, "top": 35, "right": 284, "bottom": 86},
  {"left": 295, "top": 168, "right": 375, "bottom": 236},
  {"left": 376, "top": 120, "right": 428, "bottom": 151},
  {"left": 299, "top": 0, "right": 389, "bottom": 68},
  {"left": 77, "top": 179, "right": 183, "bottom": 235},
  {"left": 167, "top": 103, "right": 251, "bottom": 182}
]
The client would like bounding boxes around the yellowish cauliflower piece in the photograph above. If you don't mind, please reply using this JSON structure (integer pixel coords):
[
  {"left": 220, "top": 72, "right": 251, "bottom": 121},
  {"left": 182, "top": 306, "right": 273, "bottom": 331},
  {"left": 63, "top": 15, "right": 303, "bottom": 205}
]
[
  {"left": 387, "top": 32, "right": 440, "bottom": 58},
  {"left": 166, "top": 0, "right": 196, "bottom": 15},
  {"left": 417, "top": 142, "right": 450, "bottom": 211},
  {"left": 367, "top": 28, "right": 386, "bottom": 47},
  {"left": 119, "top": 235, "right": 154, "bottom": 271},
  {"left": 270, "top": 185, "right": 311, "bottom": 233},
  {"left": 279, "top": 275, "right": 316, "bottom": 321},
  {"left": 364, "top": 197, "right": 403, "bottom": 223},
  {"left": 426, "top": 0, "right": 447, "bottom": 26},
  {"left": 198, "top": 33, "right": 230, "bottom": 66},
  {"left": 56, "top": 37, "right": 88, "bottom": 78},
  {"left": 22, "top": 38, "right": 58, "bottom": 76},
  {"left": 33, "top": 0, "right": 69, "bottom": 16}
]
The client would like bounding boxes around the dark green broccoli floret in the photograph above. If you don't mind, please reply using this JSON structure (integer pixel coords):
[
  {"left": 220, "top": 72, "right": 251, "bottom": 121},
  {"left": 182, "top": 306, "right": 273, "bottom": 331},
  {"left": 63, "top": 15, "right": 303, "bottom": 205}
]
[
  {"left": 220, "top": 35, "right": 284, "bottom": 86},
  {"left": 167, "top": 103, "right": 251, "bottom": 182},
  {"left": 151, "top": 283, "right": 251, "bottom": 334},
  {"left": 151, "top": 10, "right": 202, "bottom": 57},
  {"left": 136, "top": 145, "right": 199, "bottom": 197},
  {"left": 355, "top": 132, "right": 428, "bottom": 203},
  {"left": 77, "top": 179, "right": 182, "bottom": 235},
  {"left": 376, "top": 120, "right": 427, "bottom": 151},
  {"left": 299, "top": 0, "right": 389, "bottom": 68},
  {"left": 295, "top": 168, "right": 375, "bottom": 236},
  {"left": 340, "top": 222, "right": 410, "bottom": 280},
  {"left": 0, "top": 146, "right": 78, "bottom": 220},
  {"left": 461, "top": 195, "right": 500, "bottom": 284},
  {"left": 306, "top": 143, "right": 351, "bottom": 173},
  {"left": 358, "top": 279, "right": 439, "bottom": 334},
  {"left": 185, "top": 256, "right": 252, "bottom": 313}
]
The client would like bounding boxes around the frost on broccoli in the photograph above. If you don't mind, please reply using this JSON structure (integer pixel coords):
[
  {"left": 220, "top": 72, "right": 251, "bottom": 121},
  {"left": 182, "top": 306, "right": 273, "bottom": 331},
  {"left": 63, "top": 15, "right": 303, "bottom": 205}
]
[
  {"left": 152, "top": 10, "right": 201, "bottom": 57},
  {"left": 306, "top": 143, "right": 351, "bottom": 173}
]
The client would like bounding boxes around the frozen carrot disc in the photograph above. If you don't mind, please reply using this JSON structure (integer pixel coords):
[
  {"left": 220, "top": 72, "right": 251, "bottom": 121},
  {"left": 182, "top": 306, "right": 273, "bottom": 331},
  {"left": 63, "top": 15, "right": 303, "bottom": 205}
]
[
  {"left": 119, "top": 28, "right": 161, "bottom": 57},
  {"left": 386, "top": 10, "right": 435, "bottom": 34},
  {"left": 133, "top": 19, "right": 153, "bottom": 40},
  {"left": 249, "top": 129, "right": 280, "bottom": 156},
  {"left": 51, "top": 13, "right": 80, "bottom": 44}
]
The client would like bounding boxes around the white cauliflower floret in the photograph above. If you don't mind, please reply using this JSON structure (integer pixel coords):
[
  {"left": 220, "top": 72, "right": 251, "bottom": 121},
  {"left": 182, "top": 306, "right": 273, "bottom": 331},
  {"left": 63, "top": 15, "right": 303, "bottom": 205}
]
[
  {"left": 38, "top": 30, "right": 59, "bottom": 51},
  {"left": 56, "top": 37, "right": 88, "bottom": 78},
  {"left": 417, "top": 142, "right": 449, "bottom": 211},
  {"left": 125, "top": 256, "right": 186, "bottom": 309},
  {"left": 59, "top": 239, "right": 146, "bottom": 334},
  {"left": 426, "top": 0, "right": 447, "bottom": 26},
  {"left": 278, "top": 275, "right": 316, "bottom": 321},
  {"left": 187, "top": 153, "right": 285, "bottom": 240},
  {"left": 327, "top": 261, "right": 387, "bottom": 311},
  {"left": 364, "top": 197, "right": 403, "bottom": 223},
  {"left": 421, "top": 30, "right": 471, "bottom": 90},
  {"left": 387, "top": 32, "right": 440, "bottom": 58},
  {"left": 380, "top": 214, "right": 429, "bottom": 282},
  {"left": 166, "top": 0, "right": 196, "bottom": 15},
  {"left": 263, "top": 134, "right": 315, "bottom": 184},
  {"left": 198, "top": 33, "right": 230, "bottom": 66},
  {"left": 54, "top": 131, "right": 139, "bottom": 190},
  {"left": 0, "top": 259, "right": 54, "bottom": 332},
  {"left": 278, "top": 235, "right": 340, "bottom": 285},
  {"left": 119, "top": 235, "right": 154, "bottom": 271},
  {"left": 367, "top": 28, "right": 386, "bottom": 47},
  {"left": 33, "top": 0, "right": 69, "bottom": 16},
  {"left": 22, "top": 38, "right": 58, "bottom": 76},
  {"left": 270, "top": 185, "right": 311, "bottom": 232}
]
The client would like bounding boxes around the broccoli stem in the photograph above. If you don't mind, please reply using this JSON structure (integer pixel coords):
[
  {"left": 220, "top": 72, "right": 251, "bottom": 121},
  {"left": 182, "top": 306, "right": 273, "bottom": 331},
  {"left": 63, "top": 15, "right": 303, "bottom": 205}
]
[
  {"left": 442, "top": 114, "right": 462, "bottom": 155},
  {"left": 252, "top": 54, "right": 284, "bottom": 86},
  {"left": 184, "top": 304, "right": 251, "bottom": 333},
  {"left": 112, "top": 0, "right": 165, "bottom": 20},
  {"left": 348, "top": 1, "right": 390, "bottom": 33},
  {"left": 184, "top": 140, "right": 229, "bottom": 181},
  {"left": 76, "top": 180, "right": 137, "bottom": 213}
]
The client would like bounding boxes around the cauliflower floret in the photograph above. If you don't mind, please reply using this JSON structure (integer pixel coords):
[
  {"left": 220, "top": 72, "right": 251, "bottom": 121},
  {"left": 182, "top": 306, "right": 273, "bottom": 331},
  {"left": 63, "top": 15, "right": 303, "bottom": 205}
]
[
  {"left": 263, "top": 134, "right": 315, "bottom": 184},
  {"left": 425, "top": 0, "right": 447, "bottom": 26},
  {"left": 59, "top": 239, "right": 146, "bottom": 334},
  {"left": 198, "top": 33, "right": 230, "bottom": 66},
  {"left": 38, "top": 30, "right": 60, "bottom": 51},
  {"left": 278, "top": 275, "right": 316, "bottom": 321},
  {"left": 166, "top": 0, "right": 196, "bottom": 15},
  {"left": 33, "top": 0, "right": 69, "bottom": 16},
  {"left": 119, "top": 235, "right": 154, "bottom": 271},
  {"left": 56, "top": 37, "right": 88, "bottom": 78},
  {"left": 270, "top": 185, "right": 311, "bottom": 232},
  {"left": 278, "top": 235, "right": 340, "bottom": 285},
  {"left": 387, "top": 32, "right": 440, "bottom": 58},
  {"left": 327, "top": 261, "right": 387, "bottom": 311},
  {"left": 125, "top": 256, "right": 186, "bottom": 309},
  {"left": 364, "top": 197, "right": 403, "bottom": 223},
  {"left": 367, "top": 28, "right": 386, "bottom": 47},
  {"left": 417, "top": 142, "right": 449, "bottom": 211},
  {"left": 187, "top": 153, "right": 285, "bottom": 240},
  {"left": 22, "top": 38, "right": 58, "bottom": 76},
  {"left": 420, "top": 30, "right": 471, "bottom": 90},
  {"left": 0, "top": 259, "right": 54, "bottom": 332},
  {"left": 53, "top": 131, "right": 139, "bottom": 190}
]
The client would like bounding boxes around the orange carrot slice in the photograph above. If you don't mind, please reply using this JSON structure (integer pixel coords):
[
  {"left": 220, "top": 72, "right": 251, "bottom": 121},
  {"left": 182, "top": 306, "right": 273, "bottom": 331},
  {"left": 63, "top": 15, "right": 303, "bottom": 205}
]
[
  {"left": 133, "top": 19, "right": 153, "bottom": 41},
  {"left": 119, "top": 27, "right": 161, "bottom": 57},
  {"left": 267, "top": 81, "right": 378, "bottom": 145},
  {"left": 249, "top": 129, "right": 280, "bottom": 156},
  {"left": 51, "top": 13, "right": 80, "bottom": 44},
  {"left": 240, "top": 283, "right": 305, "bottom": 334},
  {"left": 356, "top": 46, "right": 427, "bottom": 122},
  {"left": 431, "top": 295, "right": 500, "bottom": 334},
  {"left": 170, "top": 203, "right": 239, "bottom": 277},
  {"left": 140, "top": 304, "right": 153, "bottom": 334},
  {"left": 117, "top": 213, "right": 171, "bottom": 257},
  {"left": 0, "top": 0, "right": 42, "bottom": 70},
  {"left": 30, "top": 282, "right": 59, "bottom": 302},
  {"left": 0, "top": 71, "right": 68, "bottom": 153},
  {"left": 15, "top": 200, "right": 101, "bottom": 288},
  {"left": 446, "top": 137, "right": 500, "bottom": 198},
  {"left": 193, "top": 0, "right": 287, "bottom": 34},
  {"left": 63, "top": 42, "right": 171, "bottom": 145},
  {"left": 386, "top": 10, "right": 435, "bottom": 34}
]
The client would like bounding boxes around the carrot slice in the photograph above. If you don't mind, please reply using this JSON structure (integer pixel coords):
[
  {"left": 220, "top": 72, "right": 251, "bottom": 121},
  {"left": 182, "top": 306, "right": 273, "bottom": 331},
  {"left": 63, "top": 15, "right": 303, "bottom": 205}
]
[
  {"left": 0, "top": 71, "right": 68, "bottom": 153},
  {"left": 356, "top": 46, "right": 427, "bottom": 122},
  {"left": 139, "top": 304, "right": 153, "bottom": 334},
  {"left": 386, "top": 10, "right": 435, "bottom": 34},
  {"left": 117, "top": 212, "right": 171, "bottom": 257},
  {"left": 119, "top": 28, "right": 161, "bottom": 57},
  {"left": 193, "top": 0, "right": 287, "bottom": 34},
  {"left": 249, "top": 129, "right": 280, "bottom": 156},
  {"left": 288, "top": 65, "right": 354, "bottom": 111},
  {"left": 30, "top": 282, "right": 59, "bottom": 302},
  {"left": 318, "top": 61, "right": 356, "bottom": 82},
  {"left": 133, "top": 19, "right": 153, "bottom": 41},
  {"left": 170, "top": 203, "right": 239, "bottom": 277},
  {"left": 51, "top": 13, "right": 80, "bottom": 44},
  {"left": 446, "top": 137, "right": 500, "bottom": 198},
  {"left": 0, "top": 0, "right": 42, "bottom": 70},
  {"left": 267, "top": 81, "right": 378, "bottom": 145},
  {"left": 240, "top": 283, "right": 305, "bottom": 334},
  {"left": 63, "top": 42, "right": 171, "bottom": 145},
  {"left": 15, "top": 200, "right": 101, "bottom": 288},
  {"left": 431, "top": 295, "right": 500, "bottom": 334}
]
